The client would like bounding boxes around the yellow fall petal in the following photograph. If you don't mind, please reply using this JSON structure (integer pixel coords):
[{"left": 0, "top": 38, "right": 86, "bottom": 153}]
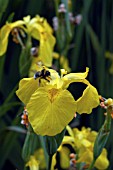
[
  {"left": 0, "top": 20, "right": 24, "bottom": 56},
  {"left": 66, "top": 125, "right": 75, "bottom": 138},
  {"left": 26, "top": 155, "right": 39, "bottom": 170},
  {"left": 76, "top": 84, "right": 99, "bottom": 114},
  {"left": 27, "top": 87, "right": 77, "bottom": 136},
  {"left": 51, "top": 153, "right": 57, "bottom": 170},
  {"left": 81, "top": 139, "right": 91, "bottom": 147},
  {"left": 95, "top": 149, "right": 109, "bottom": 170},
  {"left": 59, "top": 147, "right": 70, "bottom": 169},
  {"left": 77, "top": 148, "right": 109, "bottom": 170},
  {"left": 87, "top": 131, "right": 97, "bottom": 143},
  {"left": 77, "top": 148, "right": 93, "bottom": 164},
  {"left": 34, "top": 148, "right": 46, "bottom": 169},
  {"left": 60, "top": 136, "right": 75, "bottom": 147},
  {"left": 16, "top": 77, "right": 38, "bottom": 105}
]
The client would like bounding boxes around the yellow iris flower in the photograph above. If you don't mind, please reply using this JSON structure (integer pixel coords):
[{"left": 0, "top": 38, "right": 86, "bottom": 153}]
[
  {"left": 0, "top": 15, "right": 56, "bottom": 66},
  {"left": 59, "top": 126, "right": 109, "bottom": 170},
  {"left": 34, "top": 148, "right": 46, "bottom": 169},
  {"left": 29, "top": 52, "right": 71, "bottom": 77},
  {"left": 26, "top": 148, "right": 56, "bottom": 170},
  {"left": 16, "top": 67, "right": 99, "bottom": 136},
  {"left": 26, "top": 155, "right": 39, "bottom": 170},
  {"left": 58, "top": 144, "right": 72, "bottom": 169}
]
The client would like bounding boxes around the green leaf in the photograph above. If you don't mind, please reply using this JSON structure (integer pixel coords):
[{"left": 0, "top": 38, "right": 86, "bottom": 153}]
[
  {"left": 86, "top": 24, "right": 101, "bottom": 54},
  {"left": 93, "top": 108, "right": 111, "bottom": 160},
  {"left": 19, "top": 36, "right": 32, "bottom": 78},
  {"left": 22, "top": 126, "right": 39, "bottom": 162},
  {"left": 7, "top": 126, "right": 27, "bottom": 134},
  {"left": 43, "top": 128, "right": 66, "bottom": 156},
  {"left": 0, "top": 0, "right": 9, "bottom": 22},
  {"left": 0, "top": 118, "right": 20, "bottom": 169},
  {"left": 8, "top": 140, "right": 24, "bottom": 170},
  {"left": 61, "top": 0, "right": 72, "bottom": 38},
  {"left": 0, "top": 55, "right": 6, "bottom": 89},
  {"left": 7, "top": 12, "right": 15, "bottom": 22}
]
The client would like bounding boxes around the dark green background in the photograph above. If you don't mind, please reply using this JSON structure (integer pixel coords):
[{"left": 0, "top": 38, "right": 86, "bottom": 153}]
[{"left": 0, "top": 0, "right": 113, "bottom": 169}]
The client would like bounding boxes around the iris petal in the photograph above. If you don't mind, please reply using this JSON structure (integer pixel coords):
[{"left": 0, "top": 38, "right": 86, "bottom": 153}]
[
  {"left": 62, "top": 67, "right": 89, "bottom": 89},
  {"left": 27, "top": 87, "right": 76, "bottom": 136},
  {"left": 16, "top": 77, "right": 39, "bottom": 105},
  {"left": 0, "top": 20, "right": 24, "bottom": 56},
  {"left": 76, "top": 84, "right": 99, "bottom": 114}
]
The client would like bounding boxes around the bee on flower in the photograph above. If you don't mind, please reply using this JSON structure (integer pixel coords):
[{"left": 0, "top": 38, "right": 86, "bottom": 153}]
[{"left": 16, "top": 66, "right": 99, "bottom": 136}]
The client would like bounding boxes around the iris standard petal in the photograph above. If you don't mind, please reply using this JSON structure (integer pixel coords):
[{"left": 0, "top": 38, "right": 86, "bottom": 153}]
[
  {"left": 39, "top": 32, "right": 56, "bottom": 66},
  {"left": 95, "top": 149, "right": 109, "bottom": 169},
  {"left": 62, "top": 67, "right": 89, "bottom": 89},
  {"left": 64, "top": 67, "right": 89, "bottom": 79},
  {"left": 27, "top": 87, "right": 77, "bottom": 136}
]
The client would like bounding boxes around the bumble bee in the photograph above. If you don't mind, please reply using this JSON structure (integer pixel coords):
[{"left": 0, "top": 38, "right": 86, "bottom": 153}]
[{"left": 34, "top": 67, "right": 51, "bottom": 82}]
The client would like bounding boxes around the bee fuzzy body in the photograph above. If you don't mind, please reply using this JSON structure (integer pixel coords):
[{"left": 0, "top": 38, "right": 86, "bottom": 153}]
[
  {"left": 34, "top": 71, "right": 42, "bottom": 79},
  {"left": 34, "top": 68, "right": 51, "bottom": 82}
]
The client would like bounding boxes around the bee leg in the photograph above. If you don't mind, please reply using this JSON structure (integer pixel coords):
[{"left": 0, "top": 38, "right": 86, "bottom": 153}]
[
  {"left": 45, "top": 77, "right": 51, "bottom": 82},
  {"left": 38, "top": 78, "right": 41, "bottom": 86}
]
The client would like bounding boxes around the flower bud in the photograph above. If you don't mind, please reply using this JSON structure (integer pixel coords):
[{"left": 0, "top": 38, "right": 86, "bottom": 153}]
[
  {"left": 52, "top": 17, "right": 59, "bottom": 31},
  {"left": 30, "top": 47, "right": 38, "bottom": 57},
  {"left": 58, "top": 3, "right": 67, "bottom": 13},
  {"left": 104, "top": 98, "right": 113, "bottom": 106},
  {"left": 74, "top": 14, "right": 82, "bottom": 25}
]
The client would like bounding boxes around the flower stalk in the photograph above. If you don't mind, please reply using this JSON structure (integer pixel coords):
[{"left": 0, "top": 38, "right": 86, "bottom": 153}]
[{"left": 88, "top": 159, "right": 95, "bottom": 170}]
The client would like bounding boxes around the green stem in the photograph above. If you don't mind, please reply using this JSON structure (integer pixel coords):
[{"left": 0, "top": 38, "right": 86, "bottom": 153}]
[
  {"left": 47, "top": 154, "right": 52, "bottom": 170},
  {"left": 87, "top": 159, "right": 95, "bottom": 170},
  {"left": 39, "top": 136, "right": 49, "bottom": 167},
  {"left": 105, "top": 107, "right": 112, "bottom": 130}
]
